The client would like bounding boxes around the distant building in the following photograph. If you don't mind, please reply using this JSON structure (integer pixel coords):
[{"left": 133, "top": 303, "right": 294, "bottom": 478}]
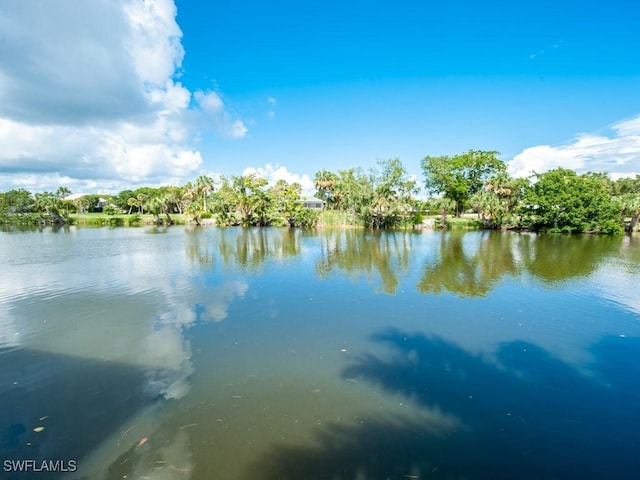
[
  {"left": 301, "top": 197, "right": 324, "bottom": 209},
  {"left": 63, "top": 193, "right": 108, "bottom": 210}
]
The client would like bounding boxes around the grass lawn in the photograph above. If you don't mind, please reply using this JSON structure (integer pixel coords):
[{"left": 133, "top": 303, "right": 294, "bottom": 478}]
[{"left": 69, "top": 213, "right": 190, "bottom": 226}]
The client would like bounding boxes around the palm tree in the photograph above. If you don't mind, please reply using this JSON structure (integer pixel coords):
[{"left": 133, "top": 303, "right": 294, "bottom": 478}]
[
  {"left": 55, "top": 187, "right": 71, "bottom": 200},
  {"left": 34, "top": 192, "right": 66, "bottom": 224},
  {"left": 167, "top": 186, "right": 184, "bottom": 214},
  {"left": 433, "top": 197, "right": 456, "bottom": 229},
  {"left": 136, "top": 193, "right": 148, "bottom": 214},
  {"left": 158, "top": 192, "right": 175, "bottom": 225},
  {"left": 196, "top": 175, "right": 215, "bottom": 212},
  {"left": 614, "top": 194, "right": 640, "bottom": 233},
  {"left": 55, "top": 187, "right": 72, "bottom": 215},
  {"left": 473, "top": 172, "right": 524, "bottom": 229},
  {"left": 183, "top": 182, "right": 204, "bottom": 226},
  {"left": 314, "top": 170, "right": 338, "bottom": 207},
  {"left": 126, "top": 197, "right": 139, "bottom": 214},
  {"left": 143, "top": 194, "right": 164, "bottom": 224}
]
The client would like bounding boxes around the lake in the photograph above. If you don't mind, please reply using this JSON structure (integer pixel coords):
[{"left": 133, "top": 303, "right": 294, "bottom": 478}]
[{"left": 1, "top": 226, "right": 639, "bottom": 479}]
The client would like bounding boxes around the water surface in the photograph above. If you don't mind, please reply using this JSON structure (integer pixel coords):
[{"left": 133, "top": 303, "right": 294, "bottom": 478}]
[{"left": 1, "top": 227, "right": 639, "bottom": 479}]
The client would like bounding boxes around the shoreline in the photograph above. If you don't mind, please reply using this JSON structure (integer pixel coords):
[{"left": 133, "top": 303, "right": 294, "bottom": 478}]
[{"left": 2, "top": 213, "right": 638, "bottom": 234}]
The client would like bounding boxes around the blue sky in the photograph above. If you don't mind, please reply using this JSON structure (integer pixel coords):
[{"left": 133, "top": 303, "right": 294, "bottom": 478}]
[{"left": 0, "top": 0, "right": 638, "bottom": 194}]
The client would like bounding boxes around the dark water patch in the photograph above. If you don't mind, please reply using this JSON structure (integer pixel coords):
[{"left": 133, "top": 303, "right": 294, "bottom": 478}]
[
  {"left": 252, "top": 330, "right": 640, "bottom": 479},
  {"left": 0, "top": 348, "right": 162, "bottom": 479}
]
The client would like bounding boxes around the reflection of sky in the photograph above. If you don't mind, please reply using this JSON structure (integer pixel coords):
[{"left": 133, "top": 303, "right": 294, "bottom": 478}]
[
  {"left": 0, "top": 228, "right": 249, "bottom": 401},
  {"left": 1, "top": 228, "right": 253, "bottom": 479},
  {"left": 589, "top": 237, "right": 640, "bottom": 316}
]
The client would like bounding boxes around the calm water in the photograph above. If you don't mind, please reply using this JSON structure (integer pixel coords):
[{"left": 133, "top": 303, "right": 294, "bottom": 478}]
[{"left": 1, "top": 227, "right": 639, "bottom": 479}]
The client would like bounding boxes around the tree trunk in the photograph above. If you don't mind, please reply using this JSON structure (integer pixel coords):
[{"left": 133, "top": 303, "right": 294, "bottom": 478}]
[
  {"left": 628, "top": 213, "right": 639, "bottom": 233},
  {"left": 440, "top": 208, "right": 447, "bottom": 229},
  {"left": 163, "top": 206, "right": 174, "bottom": 225},
  {"left": 46, "top": 208, "right": 66, "bottom": 225}
]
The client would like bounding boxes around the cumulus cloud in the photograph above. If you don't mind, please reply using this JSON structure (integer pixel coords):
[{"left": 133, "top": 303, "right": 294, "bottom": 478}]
[
  {"left": 242, "top": 164, "right": 316, "bottom": 197},
  {"left": 0, "top": 0, "right": 246, "bottom": 193},
  {"left": 0, "top": 0, "right": 149, "bottom": 125},
  {"left": 508, "top": 115, "right": 640, "bottom": 179}
]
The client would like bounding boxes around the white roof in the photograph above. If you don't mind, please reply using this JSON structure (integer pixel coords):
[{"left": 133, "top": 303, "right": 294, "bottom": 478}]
[{"left": 64, "top": 193, "right": 89, "bottom": 200}]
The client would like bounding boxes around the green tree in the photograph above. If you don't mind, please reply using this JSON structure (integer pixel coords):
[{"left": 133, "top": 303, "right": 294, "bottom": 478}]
[
  {"left": 471, "top": 172, "right": 528, "bottom": 229},
  {"left": 0, "top": 189, "right": 35, "bottom": 216},
  {"left": 196, "top": 175, "right": 215, "bottom": 212},
  {"left": 613, "top": 175, "right": 640, "bottom": 196},
  {"left": 144, "top": 189, "right": 175, "bottom": 225},
  {"left": 72, "top": 195, "right": 92, "bottom": 215},
  {"left": 215, "top": 174, "right": 272, "bottom": 226},
  {"left": 367, "top": 158, "right": 418, "bottom": 228},
  {"left": 185, "top": 199, "right": 205, "bottom": 226},
  {"left": 144, "top": 192, "right": 164, "bottom": 225},
  {"left": 314, "top": 170, "right": 339, "bottom": 208},
  {"left": 166, "top": 186, "right": 185, "bottom": 214},
  {"left": 114, "top": 189, "right": 135, "bottom": 212},
  {"left": 128, "top": 187, "right": 158, "bottom": 215},
  {"left": 55, "top": 186, "right": 71, "bottom": 200},
  {"left": 333, "top": 168, "right": 374, "bottom": 217},
  {"left": 34, "top": 191, "right": 66, "bottom": 224},
  {"left": 271, "top": 180, "right": 303, "bottom": 227},
  {"left": 520, "top": 168, "right": 622, "bottom": 234},
  {"left": 82, "top": 194, "right": 105, "bottom": 213},
  {"left": 431, "top": 197, "right": 456, "bottom": 229},
  {"left": 270, "top": 180, "right": 319, "bottom": 228},
  {"left": 126, "top": 196, "right": 141, "bottom": 214},
  {"left": 613, "top": 175, "right": 640, "bottom": 232},
  {"left": 421, "top": 150, "right": 505, "bottom": 217},
  {"left": 355, "top": 158, "right": 417, "bottom": 228}
]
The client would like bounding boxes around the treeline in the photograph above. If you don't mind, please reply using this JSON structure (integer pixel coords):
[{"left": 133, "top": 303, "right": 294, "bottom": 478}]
[
  {"left": 1, "top": 152, "right": 639, "bottom": 233},
  {"left": 0, "top": 176, "right": 322, "bottom": 228},
  {"left": 420, "top": 151, "right": 639, "bottom": 234}
]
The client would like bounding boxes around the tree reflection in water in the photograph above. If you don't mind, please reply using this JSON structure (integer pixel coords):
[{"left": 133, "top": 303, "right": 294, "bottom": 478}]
[
  {"left": 184, "top": 227, "right": 303, "bottom": 273},
  {"left": 315, "top": 230, "right": 416, "bottom": 294},
  {"left": 518, "top": 233, "right": 620, "bottom": 284},
  {"left": 185, "top": 228, "right": 627, "bottom": 298},
  {"left": 417, "top": 231, "right": 521, "bottom": 297}
]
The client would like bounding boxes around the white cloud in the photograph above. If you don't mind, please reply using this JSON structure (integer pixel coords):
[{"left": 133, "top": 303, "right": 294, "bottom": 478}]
[
  {"left": 124, "top": 0, "right": 184, "bottom": 86},
  {"left": 266, "top": 96, "right": 277, "bottom": 119},
  {"left": 193, "top": 90, "right": 248, "bottom": 139},
  {"left": 0, "top": 0, "right": 247, "bottom": 193},
  {"left": 242, "top": 164, "right": 316, "bottom": 197},
  {"left": 508, "top": 115, "right": 640, "bottom": 179},
  {"left": 230, "top": 120, "right": 249, "bottom": 139},
  {"left": 194, "top": 91, "right": 224, "bottom": 114}
]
